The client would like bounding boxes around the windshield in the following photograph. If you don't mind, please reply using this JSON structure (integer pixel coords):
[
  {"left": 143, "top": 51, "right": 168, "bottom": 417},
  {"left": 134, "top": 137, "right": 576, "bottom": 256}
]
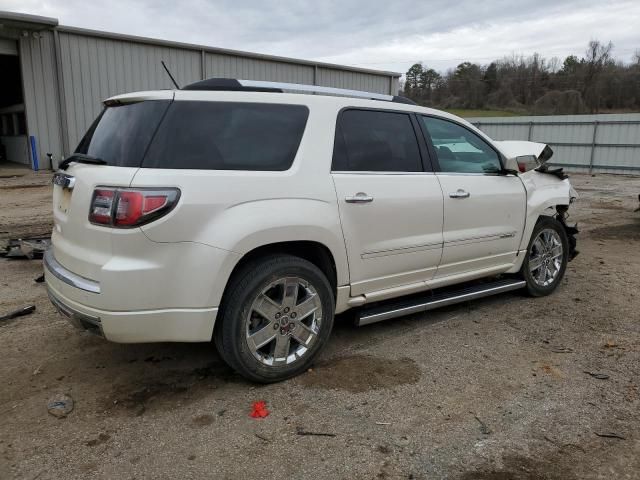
[{"left": 75, "top": 100, "right": 170, "bottom": 167}]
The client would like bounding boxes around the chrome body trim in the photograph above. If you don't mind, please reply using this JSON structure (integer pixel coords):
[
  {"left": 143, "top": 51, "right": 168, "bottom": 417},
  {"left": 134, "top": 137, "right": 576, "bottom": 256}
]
[
  {"left": 356, "top": 279, "right": 526, "bottom": 326},
  {"left": 239, "top": 80, "right": 394, "bottom": 102},
  {"left": 345, "top": 193, "right": 374, "bottom": 203},
  {"left": 331, "top": 171, "right": 436, "bottom": 175},
  {"left": 44, "top": 249, "right": 101, "bottom": 294},
  {"left": 444, "top": 232, "right": 518, "bottom": 246},
  {"left": 361, "top": 242, "right": 442, "bottom": 259}
]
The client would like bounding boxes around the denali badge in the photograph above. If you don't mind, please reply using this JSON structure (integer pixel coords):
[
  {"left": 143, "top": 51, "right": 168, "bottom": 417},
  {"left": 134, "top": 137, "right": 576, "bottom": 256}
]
[{"left": 52, "top": 172, "right": 76, "bottom": 190}]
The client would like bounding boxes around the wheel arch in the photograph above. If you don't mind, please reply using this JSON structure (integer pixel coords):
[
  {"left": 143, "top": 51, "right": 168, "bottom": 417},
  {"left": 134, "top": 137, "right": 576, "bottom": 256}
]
[
  {"left": 228, "top": 240, "right": 339, "bottom": 293},
  {"left": 212, "top": 240, "right": 340, "bottom": 341}
]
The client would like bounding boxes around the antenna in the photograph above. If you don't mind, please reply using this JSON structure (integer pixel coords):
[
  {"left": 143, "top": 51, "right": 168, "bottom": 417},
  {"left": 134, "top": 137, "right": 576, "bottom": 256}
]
[{"left": 161, "top": 60, "right": 180, "bottom": 89}]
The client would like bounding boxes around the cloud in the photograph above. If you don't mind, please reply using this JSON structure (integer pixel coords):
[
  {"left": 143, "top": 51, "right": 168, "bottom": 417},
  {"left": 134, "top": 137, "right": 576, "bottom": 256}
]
[{"left": 4, "top": 0, "right": 639, "bottom": 75}]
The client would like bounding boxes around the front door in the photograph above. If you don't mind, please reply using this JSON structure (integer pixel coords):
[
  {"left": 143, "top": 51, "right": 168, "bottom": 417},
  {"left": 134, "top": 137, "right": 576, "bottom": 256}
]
[
  {"left": 419, "top": 115, "right": 526, "bottom": 278},
  {"left": 331, "top": 108, "right": 444, "bottom": 296}
]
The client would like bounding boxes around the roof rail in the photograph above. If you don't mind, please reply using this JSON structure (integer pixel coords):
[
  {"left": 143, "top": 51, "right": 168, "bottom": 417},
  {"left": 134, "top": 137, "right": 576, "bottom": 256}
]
[{"left": 182, "top": 78, "right": 416, "bottom": 105}]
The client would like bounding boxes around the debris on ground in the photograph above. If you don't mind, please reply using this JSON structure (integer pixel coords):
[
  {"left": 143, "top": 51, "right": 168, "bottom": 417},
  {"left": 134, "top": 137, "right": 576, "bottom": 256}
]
[
  {"left": 295, "top": 427, "right": 336, "bottom": 437},
  {"left": 595, "top": 432, "right": 625, "bottom": 440},
  {"left": 249, "top": 401, "right": 270, "bottom": 418},
  {"left": 584, "top": 371, "right": 610, "bottom": 380},
  {"left": 474, "top": 415, "right": 492, "bottom": 435},
  {"left": 254, "top": 433, "right": 272, "bottom": 443},
  {"left": 34, "top": 274, "right": 45, "bottom": 283},
  {"left": 0, "top": 305, "right": 36, "bottom": 322},
  {"left": 0, "top": 236, "right": 51, "bottom": 259},
  {"left": 550, "top": 346, "right": 574, "bottom": 353},
  {"left": 47, "top": 394, "right": 74, "bottom": 418}
]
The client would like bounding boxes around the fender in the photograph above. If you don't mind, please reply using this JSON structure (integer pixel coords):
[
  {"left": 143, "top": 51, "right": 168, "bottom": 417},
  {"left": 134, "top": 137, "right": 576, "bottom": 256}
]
[
  {"left": 218, "top": 198, "right": 349, "bottom": 281},
  {"left": 506, "top": 172, "right": 575, "bottom": 273}
]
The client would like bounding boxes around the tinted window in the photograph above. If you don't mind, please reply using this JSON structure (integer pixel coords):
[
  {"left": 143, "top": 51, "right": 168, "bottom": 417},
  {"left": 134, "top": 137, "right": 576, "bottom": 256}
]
[
  {"left": 421, "top": 116, "right": 502, "bottom": 173},
  {"left": 76, "top": 101, "right": 170, "bottom": 167},
  {"left": 333, "top": 110, "right": 422, "bottom": 172},
  {"left": 143, "top": 102, "right": 308, "bottom": 170}
]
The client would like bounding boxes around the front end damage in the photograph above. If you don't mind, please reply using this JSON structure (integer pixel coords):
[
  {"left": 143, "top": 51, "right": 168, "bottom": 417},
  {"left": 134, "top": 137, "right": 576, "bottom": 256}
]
[
  {"left": 556, "top": 205, "right": 579, "bottom": 261},
  {"left": 496, "top": 140, "right": 579, "bottom": 261}
]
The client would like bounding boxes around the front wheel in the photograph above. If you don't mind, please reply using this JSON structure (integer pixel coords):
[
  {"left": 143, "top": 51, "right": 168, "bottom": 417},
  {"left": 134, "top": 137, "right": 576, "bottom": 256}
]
[
  {"left": 521, "top": 216, "right": 569, "bottom": 297},
  {"left": 214, "top": 255, "right": 335, "bottom": 383}
]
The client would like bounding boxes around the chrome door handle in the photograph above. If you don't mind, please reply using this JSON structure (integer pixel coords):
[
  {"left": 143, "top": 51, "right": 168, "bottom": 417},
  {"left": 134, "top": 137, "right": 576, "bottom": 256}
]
[
  {"left": 345, "top": 192, "right": 374, "bottom": 203},
  {"left": 449, "top": 189, "right": 470, "bottom": 199}
]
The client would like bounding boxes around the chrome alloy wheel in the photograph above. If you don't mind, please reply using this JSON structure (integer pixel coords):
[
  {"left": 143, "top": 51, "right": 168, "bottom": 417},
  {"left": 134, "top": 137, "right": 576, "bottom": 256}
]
[
  {"left": 529, "top": 228, "right": 564, "bottom": 287},
  {"left": 245, "top": 277, "right": 322, "bottom": 366}
]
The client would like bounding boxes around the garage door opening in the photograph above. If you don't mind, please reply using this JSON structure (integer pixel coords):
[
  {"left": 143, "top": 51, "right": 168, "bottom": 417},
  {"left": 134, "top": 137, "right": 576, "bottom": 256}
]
[{"left": 0, "top": 51, "right": 29, "bottom": 166}]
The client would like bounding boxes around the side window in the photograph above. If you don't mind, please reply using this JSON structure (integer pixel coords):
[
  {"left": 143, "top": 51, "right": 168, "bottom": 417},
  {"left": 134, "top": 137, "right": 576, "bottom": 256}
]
[
  {"left": 421, "top": 116, "right": 502, "bottom": 174},
  {"left": 143, "top": 102, "right": 309, "bottom": 171},
  {"left": 332, "top": 110, "right": 422, "bottom": 172}
]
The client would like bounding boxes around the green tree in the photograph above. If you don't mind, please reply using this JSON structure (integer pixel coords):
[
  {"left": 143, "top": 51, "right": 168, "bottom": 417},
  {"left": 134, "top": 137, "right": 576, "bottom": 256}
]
[
  {"left": 405, "top": 63, "right": 424, "bottom": 94},
  {"left": 418, "top": 68, "right": 441, "bottom": 103}
]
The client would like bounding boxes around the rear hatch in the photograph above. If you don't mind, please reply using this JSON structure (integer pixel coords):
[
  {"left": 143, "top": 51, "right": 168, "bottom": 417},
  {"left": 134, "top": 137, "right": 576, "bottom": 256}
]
[{"left": 51, "top": 94, "right": 172, "bottom": 279}]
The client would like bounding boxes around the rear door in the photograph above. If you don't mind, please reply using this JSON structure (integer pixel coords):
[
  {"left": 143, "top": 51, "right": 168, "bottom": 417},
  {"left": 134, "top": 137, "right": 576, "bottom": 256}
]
[
  {"left": 51, "top": 99, "right": 171, "bottom": 279},
  {"left": 418, "top": 115, "right": 526, "bottom": 278},
  {"left": 331, "top": 109, "right": 444, "bottom": 296}
]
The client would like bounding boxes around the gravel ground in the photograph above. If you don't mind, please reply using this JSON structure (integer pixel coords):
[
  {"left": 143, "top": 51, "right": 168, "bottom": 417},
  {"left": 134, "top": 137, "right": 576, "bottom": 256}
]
[{"left": 0, "top": 170, "right": 639, "bottom": 480}]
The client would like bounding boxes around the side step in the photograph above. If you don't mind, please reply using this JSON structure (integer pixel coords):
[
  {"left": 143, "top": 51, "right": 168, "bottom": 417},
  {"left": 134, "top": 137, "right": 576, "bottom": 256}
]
[{"left": 355, "top": 278, "right": 526, "bottom": 326}]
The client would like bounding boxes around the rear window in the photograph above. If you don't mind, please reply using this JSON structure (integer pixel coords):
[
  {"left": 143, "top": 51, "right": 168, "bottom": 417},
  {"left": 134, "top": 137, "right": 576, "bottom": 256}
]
[
  {"left": 143, "top": 101, "right": 309, "bottom": 170},
  {"left": 76, "top": 101, "right": 170, "bottom": 167}
]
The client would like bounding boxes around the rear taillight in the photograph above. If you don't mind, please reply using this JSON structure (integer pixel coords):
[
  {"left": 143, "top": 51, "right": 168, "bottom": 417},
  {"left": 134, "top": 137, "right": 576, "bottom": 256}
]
[{"left": 89, "top": 187, "right": 180, "bottom": 227}]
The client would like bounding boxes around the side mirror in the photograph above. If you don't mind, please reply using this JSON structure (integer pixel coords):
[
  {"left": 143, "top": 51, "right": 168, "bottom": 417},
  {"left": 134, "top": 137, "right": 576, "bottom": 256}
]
[{"left": 504, "top": 157, "right": 520, "bottom": 173}]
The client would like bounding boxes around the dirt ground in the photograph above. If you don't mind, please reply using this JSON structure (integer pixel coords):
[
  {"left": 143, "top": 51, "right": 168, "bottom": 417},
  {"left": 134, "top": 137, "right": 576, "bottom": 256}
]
[{"left": 1, "top": 168, "right": 639, "bottom": 480}]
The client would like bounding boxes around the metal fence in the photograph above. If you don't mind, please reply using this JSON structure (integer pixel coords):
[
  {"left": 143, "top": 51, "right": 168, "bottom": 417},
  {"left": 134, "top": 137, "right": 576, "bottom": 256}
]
[{"left": 467, "top": 113, "right": 640, "bottom": 174}]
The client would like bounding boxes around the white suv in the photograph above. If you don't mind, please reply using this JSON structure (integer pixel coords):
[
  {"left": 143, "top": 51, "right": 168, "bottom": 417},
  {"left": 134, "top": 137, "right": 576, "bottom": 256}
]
[{"left": 45, "top": 79, "right": 578, "bottom": 382}]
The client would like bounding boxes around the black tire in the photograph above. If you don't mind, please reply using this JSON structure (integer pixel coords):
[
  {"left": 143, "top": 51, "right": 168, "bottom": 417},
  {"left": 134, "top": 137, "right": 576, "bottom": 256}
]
[
  {"left": 521, "top": 216, "right": 569, "bottom": 297},
  {"left": 214, "top": 254, "right": 335, "bottom": 383}
]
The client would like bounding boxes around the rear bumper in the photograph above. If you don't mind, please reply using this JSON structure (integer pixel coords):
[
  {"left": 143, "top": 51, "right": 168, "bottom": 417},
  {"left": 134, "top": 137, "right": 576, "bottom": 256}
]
[
  {"left": 44, "top": 249, "right": 101, "bottom": 293},
  {"left": 45, "top": 254, "right": 218, "bottom": 343}
]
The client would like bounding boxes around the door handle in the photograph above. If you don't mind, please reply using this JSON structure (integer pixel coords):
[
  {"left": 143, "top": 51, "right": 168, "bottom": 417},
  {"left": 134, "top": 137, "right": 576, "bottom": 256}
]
[
  {"left": 449, "top": 189, "right": 470, "bottom": 199},
  {"left": 345, "top": 192, "right": 374, "bottom": 203}
]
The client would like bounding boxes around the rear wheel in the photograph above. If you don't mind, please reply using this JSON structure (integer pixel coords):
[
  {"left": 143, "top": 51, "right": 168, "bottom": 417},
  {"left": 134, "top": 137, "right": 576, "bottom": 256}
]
[
  {"left": 521, "top": 216, "right": 569, "bottom": 297},
  {"left": 214, "top": 255, "right": 334, "bottom": 383}
]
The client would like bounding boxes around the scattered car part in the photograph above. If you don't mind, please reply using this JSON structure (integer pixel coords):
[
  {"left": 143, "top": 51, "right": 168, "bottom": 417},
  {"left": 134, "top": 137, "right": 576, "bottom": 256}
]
[
  {"left": 47, "top": 394, "right": 74, "bottom": 418},
  {"left": 0, "top": 305, "right": 36, "bottom": 322},
  {"left": 0, "top": 236, "right": 51, "bottom": 259}
]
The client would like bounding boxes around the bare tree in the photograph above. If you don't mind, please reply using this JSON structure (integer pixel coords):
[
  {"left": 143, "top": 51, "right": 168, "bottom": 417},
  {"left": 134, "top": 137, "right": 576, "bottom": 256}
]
[
  {"left": 402, "top": 39, "right": 640, "bottom": 114},
  {"left": 583, "top": 40, "right": 614, "bottom": 112}
]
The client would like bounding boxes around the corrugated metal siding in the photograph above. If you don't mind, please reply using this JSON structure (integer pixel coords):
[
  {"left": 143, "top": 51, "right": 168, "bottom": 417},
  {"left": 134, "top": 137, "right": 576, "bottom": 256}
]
[
  {"left": 58, "top": 31, "right": 202, "bottom": 149},
  {"left": 467, "top": 113, "right": 640, "bottom": 174},
  {"left": 19, "top": 31, "right": 62, "bottom": 169},
  {"left": 205, "top": 53, "right": 314, "bottom": 84},
  {"left": 317, "top": 67, "right": 390, "bottom": 94},
  {"left": 13, "top": 24, "right": 398, "bottom": 169},
  {"left": 57, "top": 33, "right": 396, "bottom": 153}
]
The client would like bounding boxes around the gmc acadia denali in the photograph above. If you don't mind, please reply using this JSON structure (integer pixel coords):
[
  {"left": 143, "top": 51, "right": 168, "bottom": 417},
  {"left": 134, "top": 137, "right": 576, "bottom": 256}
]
[{"left": 45, "top": 79, "right": 578, "bottom": 382}]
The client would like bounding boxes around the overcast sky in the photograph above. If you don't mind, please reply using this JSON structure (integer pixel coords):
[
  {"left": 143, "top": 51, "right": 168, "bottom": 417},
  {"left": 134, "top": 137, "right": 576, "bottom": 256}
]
[{"left": 4, "top": 0, "right": 639, "bottom": 75}]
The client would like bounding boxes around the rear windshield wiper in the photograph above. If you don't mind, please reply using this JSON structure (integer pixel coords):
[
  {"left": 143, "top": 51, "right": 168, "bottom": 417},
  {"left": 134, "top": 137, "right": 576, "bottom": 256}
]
[{"left": 59, "top": 153, "right": 107, "bottom": 171}]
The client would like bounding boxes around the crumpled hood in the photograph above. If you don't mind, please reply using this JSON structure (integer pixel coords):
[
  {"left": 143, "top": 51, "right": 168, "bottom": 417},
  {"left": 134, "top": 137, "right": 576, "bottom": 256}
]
[{"left": 494, "top": 141, "right": 554, "bottom": 162}]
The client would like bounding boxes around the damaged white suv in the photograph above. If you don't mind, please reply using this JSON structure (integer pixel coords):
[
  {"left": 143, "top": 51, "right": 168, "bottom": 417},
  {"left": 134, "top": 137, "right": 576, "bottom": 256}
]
[{"left": 45, "top": 79, "right": 578, "bottom": 382}]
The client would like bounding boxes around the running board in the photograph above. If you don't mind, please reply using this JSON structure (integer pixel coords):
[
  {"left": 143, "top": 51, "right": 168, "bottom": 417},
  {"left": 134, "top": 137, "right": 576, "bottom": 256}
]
[{"left": 355, "top": 279, "right": 526, "bottom": 326}]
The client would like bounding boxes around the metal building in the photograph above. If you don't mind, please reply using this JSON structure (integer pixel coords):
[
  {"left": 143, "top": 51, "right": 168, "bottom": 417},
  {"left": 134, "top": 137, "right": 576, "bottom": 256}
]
[
  {"left": 0, "top": 10, "right": 401, "bottom": 170},
  {"left": 468, "top": 113, "right": 640, "bottom": 174}
]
